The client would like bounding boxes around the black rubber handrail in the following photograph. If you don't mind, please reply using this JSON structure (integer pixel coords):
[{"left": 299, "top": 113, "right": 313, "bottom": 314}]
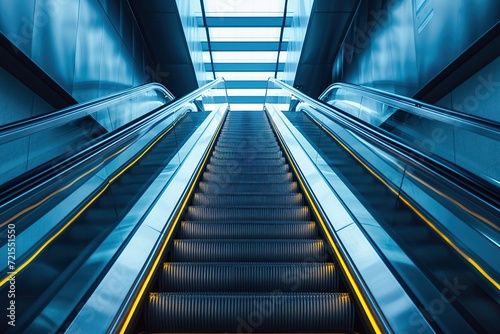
[
  {"left": 319, "top": 82, "right": 500, "bottom": 140},
  {"left": 0, "top": 78, "right": 227, "bottom": 207},
  {"left": 0, "top": 82, "right": 175, "bottom": 145},
  {"left": 266, "top": 77, "right": 499, "bottom": 208}
]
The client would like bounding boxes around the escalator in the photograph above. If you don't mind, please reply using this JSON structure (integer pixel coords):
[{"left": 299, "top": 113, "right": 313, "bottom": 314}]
[
  {"left": 4, "top": 77, "right": 497, "bottom": 333},
  {"left": 284, "top": 111, "right": 500, "bottom": 333},
  {"left": 0, "top": 112, "right": 208, "bottom": 333},
  {"left": 133, "top": 111, "right": 360, "bottom": 333}
]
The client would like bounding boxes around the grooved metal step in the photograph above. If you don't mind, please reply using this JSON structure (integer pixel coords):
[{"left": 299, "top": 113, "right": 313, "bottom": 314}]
[
  {"left": 205, "top": 163, "right": 290, "bottom": 173},
  {"left": 159, "top": 262, "right": 338, "bottom": 292},
  {"left": 191, "top": 193, "right": 303, "bottom": 207},
  {"left": 142, "top": 111, "right": 355, "bottom": 333},
  {"left": 146, "top": 292, "right": 354, "bottom": 333},
  {"left": 217, "top": 136, "right": 277, "bottom": 143},
  {"left": 209, "top": 156, "right": 286, "bottom": 166},
  {"left": 170, "top": 239, "right": 328, "bottom": 262},
  {"left": 178, "top": 221, "right": 318, "bottom": 239},
  {"left": 212, "top": 151, "right": 282, "bottom": 159},
  {"left": 198, "top": 181, "right": 298, "bottom": 194},
  {"left": 202, "top": 171, "right": 293, "bottom": 183},
  {"left": 214, "top": 145, "right": 281, "bottom": 153},
  {"left": 185, "top": 206, "right": 310, "bottom": 221}
]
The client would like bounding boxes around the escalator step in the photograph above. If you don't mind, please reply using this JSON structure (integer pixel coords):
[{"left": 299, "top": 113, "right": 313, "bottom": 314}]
[
  {"left": 217, "top": 133, "right": 277, "bottom": 138},
  {"left": 170, "top": 239, "right": 328, "bottom": 262},
  {"left": 206, "top": 163, "right": 290, "bottom": 173},
  {"left": 185, "top": 206, "right": 310, "bottom": 221},
  {"left": 219, "top": 131, "right": 274, "bottom": 134},
  {"left": 191, "top": 193, "right": 303, "bottom": 207},
  {"left": 159, "top": 262, "right": 338, "bottom": 292},
  {"left": 198, "top": 181, "right": 298, "bottom": 194},
  {"left": 178, "top": 221, "right": 318, "bottom": 239},
  {"left": 215, "top": 142, "right": 280, "bottom": 150},
  {"left": 141, "top": 111, "right": 357, "bottom": 333},
  {"left": 209, "top": 156, "right": 286, "bottom": 166},
  {"left": 214, "top": 145, "right": 281, "bottom": 153},
  {"left": 212, "top": 151, "right": 282, "bottom": 159},
  {"left": 217, "top": 137, "right": 277, "bottom": 144},
  {"left": 202, "top": 171, "right": 293, "bottom": 183},
  {"left": 145, "top": 292, "right": 354, "bottom": 333}
]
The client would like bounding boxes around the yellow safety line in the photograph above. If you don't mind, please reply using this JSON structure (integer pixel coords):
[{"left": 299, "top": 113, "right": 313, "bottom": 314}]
[
  {"left": 405, "top": 171, "right": 499, "bottom": 232},
  {"left": 307, "top": 114, "right": 500, "bottom": 291},
  {"left": 119, "top": 112, "right": 226, "bottom": 334},
  {"left": 0, "top": 114, "right": 186, "bottom": 287},
  {"left": 0, "top": 186, "right": 107, "bottom": 286},
  {"left": 270, "top": 115, "right": 384, "bottom": 334},
  {"left": 0, "top": 146, "right": 128, "bottom": 228},
  {"left": 308, "top": 116, "right": 399, "bottom": 196},
  {"left": 399, "top": 196, "right": 500, "bottom": 290}
]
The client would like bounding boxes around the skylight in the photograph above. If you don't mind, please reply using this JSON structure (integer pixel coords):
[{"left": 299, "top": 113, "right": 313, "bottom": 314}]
[
  {"left": 209, "top": 28, "right": 282, "bottom": 42},
  {"left": 200, "top": 0, "right": 290, "bottom": 111},
  {"left": 203, "top": 0, "right": 286, "bottom": 16}
]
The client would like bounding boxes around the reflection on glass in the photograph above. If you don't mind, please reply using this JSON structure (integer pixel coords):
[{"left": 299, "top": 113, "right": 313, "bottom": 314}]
[
  {"left": 321, "top": 85, "right": 500, "bottom": 183},
  {"left": 0, "top": 85, "right": 171, "bottom": 186}
]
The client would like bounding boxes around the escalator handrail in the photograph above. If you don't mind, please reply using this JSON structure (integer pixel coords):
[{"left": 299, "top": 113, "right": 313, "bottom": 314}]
[
  {"left": 0, "top": 82, "right": 175, "bottom": 145},
  {"left": 319, "top": 82, "right": 500, "bottom": 140},
  {"left": 0, "top": 78, "right": 227, "bottom": 207},
  {"left": 266, "top": 77, "right": 499, "bottom": 207}
]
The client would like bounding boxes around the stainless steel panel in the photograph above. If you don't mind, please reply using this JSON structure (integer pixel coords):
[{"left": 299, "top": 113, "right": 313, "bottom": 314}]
[
  {"left": 415, "top": 0, "right": 458, "bottom": 89},
  {"left": 0, "top": 68, "right": 35, "bottom": 124},
  {"left": 99, "top": 17, "right": 125, "bottom": 96},
  {"left": 31, "top": 93, "right": 55, "bottom": 117},
  {"left": 0, "top": 137, "right": 30, "bottom": 185},
  {"left": 72, "top": 0, "right": 105, "bottom": 101},
  {"left": 457, "top": 1, "right": 500, "bottom": 51},
  {"left": 386, "top": 0, "right": 419, "bottom": 95},
  {"left": 31, "top": 0, "right": 80, "bottom": 92},
  {"left": 1, "top": 0, "right": 154, "bottom": 105},
  {"left": 178, "top": 0, "right": 206, "bottom": 86},
  {"left": 282, "top": 0, "right": 314, "bottom": 86},
  {"left": 0, "top": 0, "right": 36, "bottom": 56},
  {"left": 120, "top": 1, "right": 133, "bottom": 55},
  {"left": 334, "top": 0, "right": 500, "bottom": 98}
]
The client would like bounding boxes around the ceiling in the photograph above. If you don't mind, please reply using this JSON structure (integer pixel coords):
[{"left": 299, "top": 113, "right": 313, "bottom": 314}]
[
  {"left": 199, "top": 0, "right": 291, "bottom": 110},
  {"left": 130, "top": 0, "right": 358, "bottom": 104}
]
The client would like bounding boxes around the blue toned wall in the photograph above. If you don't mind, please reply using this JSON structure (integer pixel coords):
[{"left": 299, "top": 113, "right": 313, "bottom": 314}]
[
  {"left": 176, "top": 0, "right": 207, "bottom": 87},
  {"left": 0, "top": 67, "right": 54, "bottom": 124},
  {"left": 436, "top": 57, "right": 500, "bottom": 122},
  {"left": 0, "top": 0, "right": 155, "bottom": 123},
  {"left": 332, "top": 0, "right": 500, "bottom": 104},
  {"left": 280, "top": 0, "right": 314, "bottom": 85},
  {"left": 0, "top": 0, "right": 159, "bottom": 185}
]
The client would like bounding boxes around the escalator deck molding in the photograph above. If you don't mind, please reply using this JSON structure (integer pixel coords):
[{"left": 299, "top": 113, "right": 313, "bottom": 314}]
[
  {"left": 117, "top": 109, "right": 228, "bottom": 333},
  {"left": 267, "top": 109, "right": 385, "bottom": 333}
]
